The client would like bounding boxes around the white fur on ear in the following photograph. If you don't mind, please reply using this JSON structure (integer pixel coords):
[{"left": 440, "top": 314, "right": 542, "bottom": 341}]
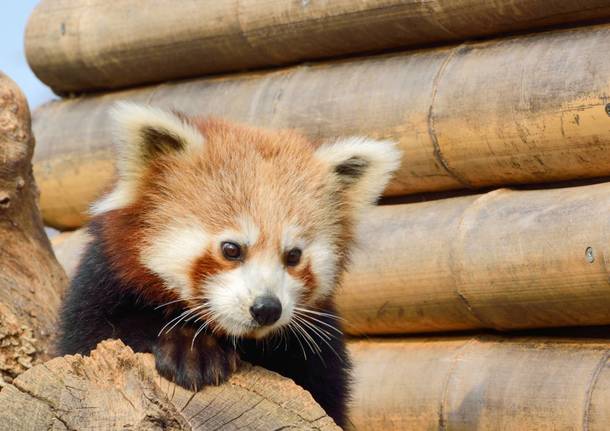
[
  {"left": 315, "top": 137, "right": 402, "bottom": 212},
  {"left": 91, "top": 102, "right": 204, "bottom": 215}
]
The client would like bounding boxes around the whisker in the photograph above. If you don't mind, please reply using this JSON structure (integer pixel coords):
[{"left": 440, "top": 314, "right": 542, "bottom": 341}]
[
  {"left": 190, "top": 319, "right": 213, "bottom": 349},
  {"left": 292, "top": 318, "right": 327, "bottom": 367},
  {"left": 186, "top": 307, "right": 213, "bottom": 324},
  {"left": 294, "top": 306, "right": 345, "bottom": 321},
  {"left": 287, "top": 323, "right": 307, "bottom": 360},
  {"left": 291, "top": 318, "right": 322, "bottom": 357},
  {"left": 293, "top": 311, "right": 343, "bottom": 335},
  {"left": 154, "top": 296, "right": 198, "bottom": 310},
  {"left": 293, "top": 314, "right": 339, "bottom": 342},
  {"left": 292, "top": 315, "right": 344, "bottom": 363},
  {"left": 293, "top": 315, "right": 332, "bottom": 341},
  {"left": 158, "top": 308, "right": 198, "bottom": 337}
]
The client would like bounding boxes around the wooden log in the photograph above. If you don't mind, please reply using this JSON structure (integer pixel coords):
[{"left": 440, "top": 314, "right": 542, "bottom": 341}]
[
  {"left": 0, "top": 72, "right": 68, "bottom": 383},
  {"left": 341, "top": 182, "right": 610, "bottom": 334},
  {"left": 33, "top": 23, "right": 610, "bottom": 229},
  {"left": 0, "top": 340, "right": 340, "bottom": 430},
  {"left": 25, "top": 0, "right": 610, "bottom": 93},
  {"left": 349, "top": 337, "right": 610, "bottom": 431},
  {"left": 51, "top": 181, "right": 610, "bottom": 335}
]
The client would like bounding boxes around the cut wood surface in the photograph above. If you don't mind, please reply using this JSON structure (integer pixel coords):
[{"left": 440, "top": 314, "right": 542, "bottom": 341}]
[
  {"left": 0, "top": 339, "right": 340, "bottom": 430},
  {"left": 349, "top": 337, "right": 610, "bottom": 431},
  {"left": 0, "top": 72, "right": 68, "bottom": 383},
  {"left": 52, "top": 181, "right": 610, "bottom": 335},
  {"left": 25, "top": 0, "right": 610, "bottom": 92},
  {"left": 33, "top": 23, "right": 610, "bottom": 228}
]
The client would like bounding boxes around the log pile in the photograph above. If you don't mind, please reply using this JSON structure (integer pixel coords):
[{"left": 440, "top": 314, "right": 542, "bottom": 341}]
[
  {"left": 26, "top": 0, "right": 610, "bottom": 93},
  {"left": 31, "top": 21, "right": 610, "bottom": 228},
  {"left": 11, "top": 0, "right": 610, "bottom": 429}
]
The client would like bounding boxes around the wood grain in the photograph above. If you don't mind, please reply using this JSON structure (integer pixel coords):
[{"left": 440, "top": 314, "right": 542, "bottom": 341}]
[
  {"left": 0, "top": 340, "right": 340, "bottom": 430},
  {"left": 0, "top": 72, "right": 68, "bottom": 383},
  {"left": 32, "top": 23, "right": 610, "bottom": 228},
  {"left": 349, "top": 337, "right": 610, "bottom": 431},
  {"left": 25, "top": 0, "right": 610, "bottom": 92},
  {"left": 340, "top": 182, "right": 610, "bottom": 334}
]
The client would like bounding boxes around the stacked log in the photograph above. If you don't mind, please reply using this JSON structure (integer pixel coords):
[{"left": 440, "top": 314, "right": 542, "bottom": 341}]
[
  {"left": 32, "top": 23, "right": 610, "bottom": 229},
  {"left": 349, "top": 337, "right": 610, "bottom": 430},
  {"left": 26, "top": 0, "right": 610, "bottom": 93},
  {"left": 21, "top": 0, "right": 610, "bottom": 428}
]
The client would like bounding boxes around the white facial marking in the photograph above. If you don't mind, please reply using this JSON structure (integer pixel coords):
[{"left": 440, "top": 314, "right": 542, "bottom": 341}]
[
  {"left": 217, "top": 215, "right": 261, "bottom": 249},
  {"left": 90, "top": 102, "right": 205, "bottom": 215},
  {"left": 307, "top": 236, "right": 338, "bottom": 301},
  {"left": 282, "top": 224, "right": 306, "bottom": 251},
  {"left": 90, "top": 181, "right": 136, "bottom": 215},
  {"left": 205, "top": 253, "right": 301, "bottom": 338},
  {"left": 314, "top": 136, "right": 402, "bottom": 216},
  {"left": 140, "top": 224, "right": 209, "bottom": 298},
  {"left": 236, "top": 215, "right": 260, "bottom": 246}
]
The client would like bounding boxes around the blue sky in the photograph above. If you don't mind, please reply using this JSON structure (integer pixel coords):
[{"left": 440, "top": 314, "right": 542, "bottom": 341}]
[{"left": 0, "top": 1, "right": 55, "bottom": 108}]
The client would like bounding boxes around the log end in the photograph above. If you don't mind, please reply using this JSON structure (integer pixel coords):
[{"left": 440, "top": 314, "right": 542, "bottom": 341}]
[{"left": 0, "top": 339, "right": 341, "bottom": 430}]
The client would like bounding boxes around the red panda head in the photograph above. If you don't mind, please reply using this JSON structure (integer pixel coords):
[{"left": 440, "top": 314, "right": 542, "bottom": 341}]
[{"left": 92, "top": 102, "right": 401, "bottom": 338}]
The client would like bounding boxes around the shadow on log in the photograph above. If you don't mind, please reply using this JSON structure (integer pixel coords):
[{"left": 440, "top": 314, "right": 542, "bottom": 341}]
[
  {"left": 0, "top": 72, "right": 67, "bottom": 383},
  {"left": 0, "top": 340, "right": 340, "bottom": 430}
]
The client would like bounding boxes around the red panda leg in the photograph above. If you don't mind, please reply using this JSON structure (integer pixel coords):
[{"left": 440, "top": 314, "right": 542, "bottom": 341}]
[{"left": 153, "top": 328, "right": 240, "bottom": 390}]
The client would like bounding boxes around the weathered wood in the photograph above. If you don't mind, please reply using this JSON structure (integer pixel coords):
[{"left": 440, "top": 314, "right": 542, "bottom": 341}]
[
  {"left": 33, "top": 23, "right": 610, "bottom": 228},
  {"left": 25, "top": 0, "right": 610, "bottom": 92},
  {"left": 349, "top": 337, "right": 610, "bottom": 431},
  {"left": 340, "top": 182, "right": 610, "bottom": 334},
  {"left": 0, "top": 72, "right": 68, "bottom": 383},
  {"left": 0, "top": 340, "right": 340, "bottom": 430},
  {"left": 51, "top": 181, "right": 610, "bottom": 335}
]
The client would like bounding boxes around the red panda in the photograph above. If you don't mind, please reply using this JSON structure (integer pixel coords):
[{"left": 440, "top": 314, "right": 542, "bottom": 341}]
[{"left": 58, "top": 102, "right": 401, "bottom": 427}]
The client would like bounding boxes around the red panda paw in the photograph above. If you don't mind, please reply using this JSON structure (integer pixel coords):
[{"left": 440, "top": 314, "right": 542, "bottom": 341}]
[{"left": 153, "top": 327, "right": 240, "bottom": 390}]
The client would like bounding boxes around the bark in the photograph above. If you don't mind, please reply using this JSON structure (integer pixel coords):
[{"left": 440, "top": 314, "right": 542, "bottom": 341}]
[
  {"left": 0, "top": 72, "right": 68, "bottom": 383},
  {"left": 339, "top": 182, "right": 610, "bottom": 335},
  {"left": 0, "top": 340, "right": 340, "bottom": 430},
  {"left": 349, "top": 337, "right": 610, "bottom": 431},
  {"left": 25, "top": 0, "right": 610, "bottom": 92},
  {"left": 31, "top": 23, "right": 610, "bottom": 228}
]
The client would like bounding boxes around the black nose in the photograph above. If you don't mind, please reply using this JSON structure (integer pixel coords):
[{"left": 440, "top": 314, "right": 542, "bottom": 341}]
[{"left": 250, "top": 295, "right": 282, "bottom": 326}]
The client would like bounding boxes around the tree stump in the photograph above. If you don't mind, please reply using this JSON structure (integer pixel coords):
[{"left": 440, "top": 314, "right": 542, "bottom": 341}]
[
  {"left": 0, "top": 71, "right": 68, "bottom": 384},
  {"left": 0, "top": 340, "right": 340, "bottom": 430}
]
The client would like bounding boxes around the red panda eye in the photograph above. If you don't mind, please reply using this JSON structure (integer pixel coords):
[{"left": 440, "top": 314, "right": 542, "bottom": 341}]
[
  {"left": 221, "top": 241, "right": 243, "bottom": 261},
  {"left": 285, "top": 248, "right": 302, "bottom": 266}
]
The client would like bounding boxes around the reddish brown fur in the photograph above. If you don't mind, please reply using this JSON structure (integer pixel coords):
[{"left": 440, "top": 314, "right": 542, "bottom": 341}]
[
  {"left": 291, "top": 263, "right": 318, "bottom": 303},
  {"left": 95, "top": 116, "right": 358, "bottom": 306},
  {"left": 190, "top": 251, "right": 228, "bottom": 288},
  {"left": 97, "top": 204, "right": 176, "bottom": 305}
]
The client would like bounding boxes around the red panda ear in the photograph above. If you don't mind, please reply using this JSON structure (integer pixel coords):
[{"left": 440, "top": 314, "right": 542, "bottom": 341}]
[
  {"left": 315, "top": 137, "right": 402, "bottom": 214},
  {"left": 90, "top": 102, "right": 204, "bottom": 215}
]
